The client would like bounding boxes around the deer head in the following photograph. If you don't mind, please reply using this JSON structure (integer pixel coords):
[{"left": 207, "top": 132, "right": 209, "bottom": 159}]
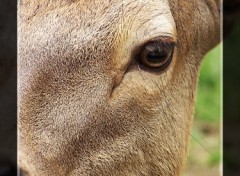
[{"left": 18, "top": 0, "right": 220, "bottom": 175}]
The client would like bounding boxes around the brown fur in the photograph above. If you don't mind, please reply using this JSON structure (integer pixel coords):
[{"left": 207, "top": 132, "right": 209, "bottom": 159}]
[{"left": 18, "top": 0, "right": 220, "bottom": 175}]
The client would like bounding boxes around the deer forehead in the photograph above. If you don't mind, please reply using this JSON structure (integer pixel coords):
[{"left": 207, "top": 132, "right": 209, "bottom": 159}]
[
  {"left": 19, "top": 0, "right": 177, "bottom": 89},
  {"left": 20, "top": 0, "right": 175, "bottom": 56},
  {"left": 19, "top": 0, "right": 220, "bottom": 101}
]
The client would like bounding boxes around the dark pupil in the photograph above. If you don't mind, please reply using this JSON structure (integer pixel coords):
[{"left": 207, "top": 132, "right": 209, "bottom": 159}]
[{"left": 146, "top": 50, "right": 167, "bottom": 63}]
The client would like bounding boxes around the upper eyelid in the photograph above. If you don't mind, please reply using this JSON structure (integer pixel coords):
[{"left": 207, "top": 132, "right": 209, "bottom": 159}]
[
  {"left": 133, "top": 35, "right": 177, "bottom": 53},
  {"left": 146, "top": 36, "right": 177, "bottom": 47},
  {"left": 135, "top": 36, "right": 177, "bottom": 56},
  {"left": 131, "top": 35, "right": 177, "bottom": 61}
]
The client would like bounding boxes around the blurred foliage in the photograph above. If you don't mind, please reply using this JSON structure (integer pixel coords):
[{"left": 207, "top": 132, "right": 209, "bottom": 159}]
[
  {"left": 195, "top": 46, "right": 221, "bottom": 123},
  {"left": 186, "top": 45, "right": 221, "bottom": 176}
]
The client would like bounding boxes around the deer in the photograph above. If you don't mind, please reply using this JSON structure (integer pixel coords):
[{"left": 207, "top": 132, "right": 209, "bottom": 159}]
[{"left": 18, "top": 0, "right": 220, "bottom": 175}]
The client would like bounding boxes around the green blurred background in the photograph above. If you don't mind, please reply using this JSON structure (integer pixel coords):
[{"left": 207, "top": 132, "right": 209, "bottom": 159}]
[{"left": 185, "top": 45, "right": 221, "bottom": 176}]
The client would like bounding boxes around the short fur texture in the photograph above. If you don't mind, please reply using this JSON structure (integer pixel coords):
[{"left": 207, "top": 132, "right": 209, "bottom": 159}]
[{"left": 18, "top": 0, "right": 220, "bottom": 175}]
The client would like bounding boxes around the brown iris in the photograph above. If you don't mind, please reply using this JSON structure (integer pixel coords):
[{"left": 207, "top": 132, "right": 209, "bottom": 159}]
[{"left": 137, "top": 37, "right": 175, "bottom": 71}]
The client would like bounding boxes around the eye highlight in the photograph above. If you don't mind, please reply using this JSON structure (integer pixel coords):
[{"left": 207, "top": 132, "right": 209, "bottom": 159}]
[{"left": 137, "top": 36, "right": 176, "bottom": 71}]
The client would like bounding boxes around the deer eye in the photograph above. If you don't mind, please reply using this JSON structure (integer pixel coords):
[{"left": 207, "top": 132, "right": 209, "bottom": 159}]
[{"left": 137, "top": 37, "right": 175, "bottom": 71}]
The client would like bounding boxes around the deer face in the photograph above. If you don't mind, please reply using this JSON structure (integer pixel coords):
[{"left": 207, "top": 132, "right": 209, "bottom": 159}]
[{"left": 18, "top": 0, "right": 220, "bottom": 175}]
